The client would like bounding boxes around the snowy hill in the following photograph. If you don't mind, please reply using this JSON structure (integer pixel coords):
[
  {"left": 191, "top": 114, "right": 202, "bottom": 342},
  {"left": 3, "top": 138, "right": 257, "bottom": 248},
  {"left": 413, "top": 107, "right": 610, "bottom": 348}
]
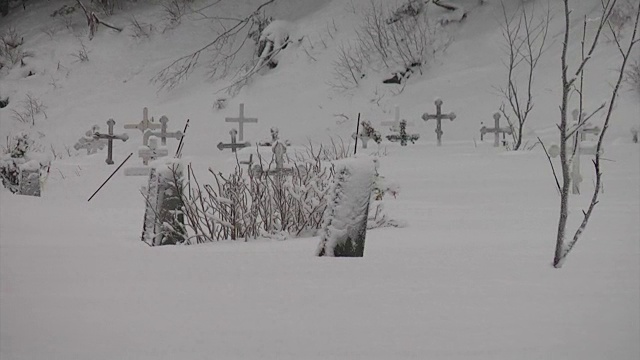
[{"left": 1, "top": 0, "right": 639, "bottom": 359}]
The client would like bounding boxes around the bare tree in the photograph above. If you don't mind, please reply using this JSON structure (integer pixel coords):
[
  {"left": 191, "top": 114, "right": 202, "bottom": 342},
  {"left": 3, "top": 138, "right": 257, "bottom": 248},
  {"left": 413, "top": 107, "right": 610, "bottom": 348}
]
[
  {"left": 496, "top": 1, "right": 550, "bottom": 151},
  {"left": 552, "top": 0, "right": 639, "bottom": 268},
  {"left": 152, "top": 0, "right": 276, "bottom": 90}
]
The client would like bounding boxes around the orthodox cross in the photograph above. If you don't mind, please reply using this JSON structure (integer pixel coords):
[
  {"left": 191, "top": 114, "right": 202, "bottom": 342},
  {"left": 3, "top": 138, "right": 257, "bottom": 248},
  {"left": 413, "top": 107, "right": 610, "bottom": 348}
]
[
  {"left": 421, "top": 98, "right": 456, "bottom": 146},
  {"left": 124, "top": 107, "right": 162, "bottom": 133},
  {"left": 381, "top": 105, "right": 414, "bottom": 131},
  {"left": 225, "top": 103, "right": 258, "bottom": 142},
  {"left": 74, "top": 125, "right": 107, "bottom": 154},
  {"left": 386, "top": 120, "right": 420, "bottom": 146},
  {"left": 480, "top": 112, "right": 512, "bottom": 147},
  {"left": 93, "top": 119, "right": 129, "bottom": 164},
  {"left": 139, "top": 138, "right": 169, "bottom": 166},
  {"left": 142, "top": 116, "right": 183, "bottom": 146},
  {"left": 217, "top": 129, "right": 251, "bottom": 152}
]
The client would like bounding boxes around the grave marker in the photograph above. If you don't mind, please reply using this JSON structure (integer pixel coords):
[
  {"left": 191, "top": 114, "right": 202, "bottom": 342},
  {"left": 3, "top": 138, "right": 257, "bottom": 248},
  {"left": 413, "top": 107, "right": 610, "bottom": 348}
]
[
  {"left": 141, "top": 164, "right": 186, "bottom": 246},
  {"left": 480, "top": 112, "right": 512, "bottom": 147},
  {"left": 225, "top": 103, "right": 258, "bottom": 142},
  {"left": 381, "top": 105, "right": 414, "bottom": 131},
  {"left": 251, "top": 142, "right": 294, "bottom": 178},
  {"left": 316, "top": 157, "right": 375, "bottom": 257},
  {"left": 142, "top": 117, "right": 183, "bottom": 147},
  {"left": 74, "top": 125, "right": 107, "bottom": 154},
  {"left": 217, "top": 129, "right": 250, "bottom": 153},
  {"left": 421, "top": 98, "right": 456, "bottom": 146},
  {"left": 386, "top": 120, "right": 420, "bottom": 146},
  {"left": 352, "top": 121, "right": 382, "bottom": 149},
  {"left": 549, "top": 125, "right": 603, "bottom": 194},
  {"left": 93, "top": 119, "right": 129, "bottom": 164},
  {"left": 139, "top": 138, "right": 169, "bottom": 165},
  {"left": 124, "top": 107, "right": 161, "bottom": 133},
  {"left": 632, "top": 127, "right": 639, "bottom": 143}
]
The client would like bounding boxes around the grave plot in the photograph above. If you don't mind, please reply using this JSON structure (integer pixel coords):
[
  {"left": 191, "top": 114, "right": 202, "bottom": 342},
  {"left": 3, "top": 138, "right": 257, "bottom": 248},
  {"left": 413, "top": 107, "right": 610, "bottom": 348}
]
[
  {"left": 352, "top": 119, "right": 382, "bottom": 150},
  {"left": 0, "top": 133, "right": 50, "bottom": 197}
]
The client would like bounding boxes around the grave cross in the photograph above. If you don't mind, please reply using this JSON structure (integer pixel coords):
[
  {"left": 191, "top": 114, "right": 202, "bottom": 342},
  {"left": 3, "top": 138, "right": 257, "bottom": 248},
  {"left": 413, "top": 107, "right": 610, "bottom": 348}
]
[
  {"left": 253, "top": 142, "right": 294, "bottom": 178},
  {"left": 142, "top": 117, "right": 183, "bottom": 146},
  {"left": 386, "top": 120, "right": 420, "bottom": 146},
  {"left": 124, "top": 107, "right": 162, "bottom": 133},
  {"left": 217, "top": 129, "right": 251, "bottom": 153},
  {"left": 572, "top": 109, "right": 600, "bottom": 141},
  {"left": 225, "top": 103, "right": 258, "bottom": 142},
  {"left": 422, "top": 98, "right": 456, "bottom": 146},
  {"left": 549, "top": 132, "right": 603, "bottom": 195},
  {"left": 139, "top": 137, "right": 169, "bottom": 165},
  {"left": 93, "top": 119, "right": 129, "bottom": 164},
  {"left": 480, "top": 112, "right": 512, "bottom": 147},
  {"left": 631, "top": 127, "right": 639, "bottom": 143},
  {"left": 74, "top": 125, "right": 108, "bottom": 154},
  {"left": 381, "top": 105, "right": 414, "bottom": 131}
]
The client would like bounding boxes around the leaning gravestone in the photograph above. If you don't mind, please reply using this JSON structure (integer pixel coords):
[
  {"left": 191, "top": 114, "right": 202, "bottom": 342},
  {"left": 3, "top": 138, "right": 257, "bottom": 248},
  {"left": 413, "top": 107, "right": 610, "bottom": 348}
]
[
  {"left": 316, "top": 157, "right": 376, "bottom": 257},
  {"left": 141, "top": 160, "right": 186, "bottom": 246}
]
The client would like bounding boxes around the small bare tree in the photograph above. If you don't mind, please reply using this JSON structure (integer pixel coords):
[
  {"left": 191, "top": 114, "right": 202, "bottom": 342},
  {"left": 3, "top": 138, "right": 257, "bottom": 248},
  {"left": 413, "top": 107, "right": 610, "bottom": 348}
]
[
  {"left": 552, "top": 0, "right": 639, "bottom": 268},
  {"left": 496, "top": 1, "right": 550, "bottom": 151}
]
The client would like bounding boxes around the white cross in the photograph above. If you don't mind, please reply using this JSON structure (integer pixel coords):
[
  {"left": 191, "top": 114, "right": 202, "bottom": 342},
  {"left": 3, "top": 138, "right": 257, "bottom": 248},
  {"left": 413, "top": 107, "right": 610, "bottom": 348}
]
[
  {"left": 143, "top": 116, "right": 183, "bottom": 147},
  {"left": 74, "top": 125, "right": 107, "bottom": 154},
  {"left": 225, "top": 103, "right": 258, "bottom": 142},
  {"left": 381, "top": 105, "right": 414, "bottom": 132},
  {"left": 124, "top": 107, "right": 162, "bottom": 133},
  {"left": 139, "top": 138, "right": 169, "bottom": 165}
]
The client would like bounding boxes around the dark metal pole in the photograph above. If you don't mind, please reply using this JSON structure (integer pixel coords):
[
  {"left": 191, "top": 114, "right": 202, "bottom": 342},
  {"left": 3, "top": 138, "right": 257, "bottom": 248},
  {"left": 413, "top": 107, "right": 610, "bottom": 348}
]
[
  {"left": 354, "top": 113, "right": 361, "bottom": 155},
  {"left": 175, "top": 119, "right": 190, "bottom": 158},
  {"left": 87, "top": 152, "right": 133, "bottom": 202}
]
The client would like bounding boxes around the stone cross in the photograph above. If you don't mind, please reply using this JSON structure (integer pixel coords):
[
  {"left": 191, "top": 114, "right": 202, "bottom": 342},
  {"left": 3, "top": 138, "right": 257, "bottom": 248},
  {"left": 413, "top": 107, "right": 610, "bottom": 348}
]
[
  {"left": 225, "top": 103, "right": 258, "bottom": 142},
  {"left": 139, "top": 138, "right": 169, "bottom": 165},
  {"left": 480, "top": 112, "right": 512, "bottom": 147},
  {"left": 386, "top": 120, "right": 420, "bottom": 146},
  {"left": 217, "top": 129, "right": 251, "bottom": 153},
  {"left": 142, "top": 117, "right": 183, "bottom": 147},
  {"left": 422, "top": 98, "right": 457, "bottom": 146},
  {"left": 93, "top": 119, "right": 129, "bottom": 164},
  {"left": 74, "top": 125, "right": 107, "bottom": 154},
  {"left": 381, "top": 105, "right": 414, "bottom": 131},
  {"left": 124, "top": 107, "right": 162, "bottom": 133}
]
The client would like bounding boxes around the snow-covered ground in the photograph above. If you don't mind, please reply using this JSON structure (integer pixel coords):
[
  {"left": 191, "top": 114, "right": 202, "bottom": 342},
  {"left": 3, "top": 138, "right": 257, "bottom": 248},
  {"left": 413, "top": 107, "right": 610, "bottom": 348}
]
[{"left": 1, "top": 0, "right": 639, "bottom": 359}]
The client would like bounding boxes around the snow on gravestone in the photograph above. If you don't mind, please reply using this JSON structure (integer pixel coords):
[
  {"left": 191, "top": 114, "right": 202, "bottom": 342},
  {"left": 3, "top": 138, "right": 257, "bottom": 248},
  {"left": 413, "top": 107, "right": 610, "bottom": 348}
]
[
  {"left": 316, "top": 157, "right": 376, "bottom": 257},
  {"left": 141, "top": 159, "right": 186, "bottom": 246}
]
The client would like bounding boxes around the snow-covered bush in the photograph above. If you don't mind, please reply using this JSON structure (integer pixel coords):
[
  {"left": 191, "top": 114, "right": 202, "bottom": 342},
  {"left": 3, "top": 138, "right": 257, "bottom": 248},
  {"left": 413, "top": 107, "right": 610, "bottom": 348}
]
[
  {"left": 0, "top": 132, "right": 50, "bottom": 194},
  {"left": 0, "top": 27, "right": 27, "bottom": 71},
  {"left": 10, "top": 93, "right": 47, "bottom": 126},
  {"left": 626, "top": 57, "right": 640, "bottom": 94}
]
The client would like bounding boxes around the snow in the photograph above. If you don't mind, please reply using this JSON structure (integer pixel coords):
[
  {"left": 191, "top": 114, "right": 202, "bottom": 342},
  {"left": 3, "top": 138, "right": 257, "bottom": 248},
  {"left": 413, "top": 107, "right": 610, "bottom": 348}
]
[{"left": 1, "top": 0, "right": 639, "bottom": 359}]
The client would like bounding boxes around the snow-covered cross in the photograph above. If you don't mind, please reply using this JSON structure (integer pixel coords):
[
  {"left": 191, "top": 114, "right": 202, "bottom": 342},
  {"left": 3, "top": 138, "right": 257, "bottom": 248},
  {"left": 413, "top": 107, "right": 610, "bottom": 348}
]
[
  {"left": 631, "top": 127, "right": 639, "bottom": 143},
  {"left": 353, "top": 121, "right": 382, "bottom": 149},
  {"left": 124, "top": 107, "right": 162, "bottom": 133},
  {"left": 142, "top": 116, "right": 183, "bottom": 147},
  {"left": 421, "top": 98, "right": 456, "bottom": 146},
  {"left": 74, "top": 125, "right": 107, "bottom": 154},
  {"left": 572, "top": 109, "right": 600, "bottom": 141},
  {"left": 217, "top": 129, "right": 250, "bottom": 153},
  {"left": 381, "top": 105, "right": 414, "bottom": 132},
  {"left": 386, "top": 120, "right": 420, "bottom": 146},
  {"left": 480, "top": 112, "right": 512, "bottom": 147},
  {"left": 549, "top": 131, "right": 603, "bottom": 195},
  {"left": 93, "top": 119, "right": 129, "bottom": 164},
  {"left": 139, "top": 138, "right": 169, "bottom": 166},
  {"left": 225, "top": 103, "right": 258, "bottom": 142}
]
